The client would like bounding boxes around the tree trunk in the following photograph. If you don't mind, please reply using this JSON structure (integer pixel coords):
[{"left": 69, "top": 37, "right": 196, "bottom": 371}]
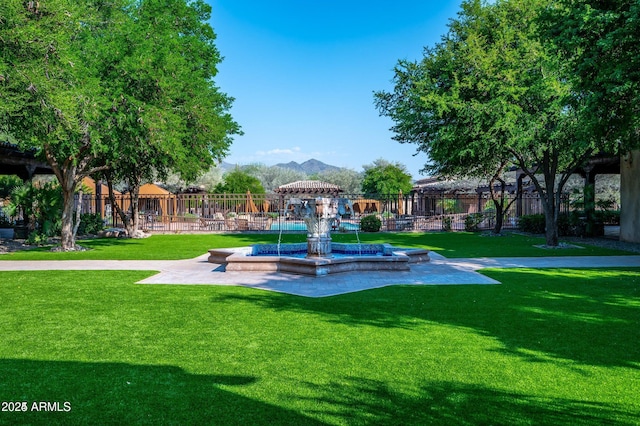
[
  {"left": 128, "top": 183, "right": 141, "bottom": 236},
  {"left": 107, "top": 178, "right": 133, "bottom": 236},
  {"left": 59, "top": 170, "right": 78, "bottom": 250},
  {"left": 493, "top": 201, "right": 504, "bottom": 234},
  {"left": 539, "top": 185, "right": 560, "bottom": 247},
  {"left": 544, "top": 207, "right": 559, "bottom": 246},
  {"left": 72, "top": 188, "right": 83, "bottom": 241}
]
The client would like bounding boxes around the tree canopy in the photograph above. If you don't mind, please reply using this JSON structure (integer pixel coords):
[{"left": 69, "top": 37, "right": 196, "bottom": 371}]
[
  {"left": 0, "top": 0, "right": 239, "bottom": 247},
  {"left": 375, "top": 0, "right": 616, "bottom": 244},
  {"left": 546, "top": 1, "right": 640, "bottom": 146},
  {"left": 361, "top": 159, "right": 413, "bottom": 197},
  {"left": 214, "top": 168, "right": 265, "bottom": 195}
]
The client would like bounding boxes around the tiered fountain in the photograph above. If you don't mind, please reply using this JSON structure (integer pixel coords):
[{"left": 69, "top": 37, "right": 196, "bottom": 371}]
[{"left": 208, "top": 197, "right": 429, "bottom": 276}]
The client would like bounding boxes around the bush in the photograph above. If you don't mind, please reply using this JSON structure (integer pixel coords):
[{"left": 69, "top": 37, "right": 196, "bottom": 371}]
[
  {"left": 0, "top": 214, "right": 12, "bottom": 227},
  {"left": 518, "top": 214, "right": 545, "bottom": 234},
  {"left": 518, "top": 212, "right": 584, "bottom": 236},
  {"left": 442, "top": 216, "right": 453, "bottom": 232},
  {"left": 76, "top": 213, "right": 104, "bottom": 235},
  {"left": 464, "top": 213, "right": 485, "bottom": 232},
  {"left": 6, "top": 181, "right": 62, "bottom": 237},
  {"left": 360, "top": 215, "right": 381, "bottom": 232},
  {"left": 595, "top": 209, "right": 620, "bottom": 225}
]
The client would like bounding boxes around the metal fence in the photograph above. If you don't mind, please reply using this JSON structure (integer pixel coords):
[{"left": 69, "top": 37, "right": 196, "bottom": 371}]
[{"left": 73, "top": 192, "right": 567, "bottom": 233}]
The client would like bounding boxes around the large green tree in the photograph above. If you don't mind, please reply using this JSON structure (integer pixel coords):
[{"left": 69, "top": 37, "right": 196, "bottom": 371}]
[
  {"left": 318, "top": 168, "right": 363, "bottom": 195},
  {"left": 214, "top": 168, "right": 265, "bottom": 195},
  {"left": 1, "top": 0, "right": 239, "bottom": 245},
  {"left": 241, "top": 164, "right": 307, "bottom": 193},
  {"left": 548, "top": 1, "right": 640, "bottom": 146},
  {"left": 361, "top": 159, "right": 413, "bottom": 198},
  {"left": 94, "top": 0, "right": 239, "bottom": 236},
  {"left": 1, "top": 0, "right": 111, "bottom": 249},
  {"left": 376, "top": 0, "right": 602, "bottom": 245}
]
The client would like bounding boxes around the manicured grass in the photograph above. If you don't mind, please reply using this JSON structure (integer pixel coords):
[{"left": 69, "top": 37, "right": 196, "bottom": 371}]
[
  {"left": 0, "top": 231, "right": 633, "bottom": 260},
  {"left": 0, "top": 269, "right": 638, "bottom": 424}
]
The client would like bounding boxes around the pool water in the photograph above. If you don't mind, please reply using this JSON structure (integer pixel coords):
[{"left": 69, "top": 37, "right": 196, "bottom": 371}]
[{"left": 269, "top": 221, "right": 359, "bottom": 231}]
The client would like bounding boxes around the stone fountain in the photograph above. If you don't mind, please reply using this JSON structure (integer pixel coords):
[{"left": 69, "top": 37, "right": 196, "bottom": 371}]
[
  {"left": 288, "top": 197, "right": 344, "bottom": 258},
  {"left": 208, "top": 196, "right": 430, "bottom": 276}
]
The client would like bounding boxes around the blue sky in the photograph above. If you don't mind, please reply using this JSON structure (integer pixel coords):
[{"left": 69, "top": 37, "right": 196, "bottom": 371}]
[{"left": 208, "top": 1, "right": 464, "bottom": 179}]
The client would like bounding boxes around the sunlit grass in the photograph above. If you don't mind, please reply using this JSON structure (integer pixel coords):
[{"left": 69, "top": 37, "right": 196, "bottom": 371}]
[
  {"left": 0, "top": 231, "right": 632, "bottom": 260},
  {"left": 0, "top": 267, "right": 638, "bottom": 424}
]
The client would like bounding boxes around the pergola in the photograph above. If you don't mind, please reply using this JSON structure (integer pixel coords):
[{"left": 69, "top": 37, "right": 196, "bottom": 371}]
[
  {"left": 0, "top": 142, "right": 53, "bottom": 180},
  {"left": 274, "top": 180, "right": 343, "bottom": 197}
]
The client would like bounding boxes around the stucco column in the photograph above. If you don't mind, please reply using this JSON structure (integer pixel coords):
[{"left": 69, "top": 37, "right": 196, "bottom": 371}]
[{"left": 620, "top": 150, "right": 640, "bottom": 243}]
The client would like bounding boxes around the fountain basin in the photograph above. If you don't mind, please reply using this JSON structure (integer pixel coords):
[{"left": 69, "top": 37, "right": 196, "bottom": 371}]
[{"left": 208, "top": 243, "right": 430, "bottom": 276}]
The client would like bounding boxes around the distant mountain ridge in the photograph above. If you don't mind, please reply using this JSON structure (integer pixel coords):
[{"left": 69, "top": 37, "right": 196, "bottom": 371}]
[
  {"left": 274, "top": 159, "right": 342, "bottom": 175},
  {"left": 219, "top": 158, "right": 343, "bottom": 175}
]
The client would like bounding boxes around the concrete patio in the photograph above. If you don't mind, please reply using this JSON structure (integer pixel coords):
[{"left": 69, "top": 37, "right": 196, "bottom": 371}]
[{"left": 1, "top": 252, "right": 638, "bottom": 298}]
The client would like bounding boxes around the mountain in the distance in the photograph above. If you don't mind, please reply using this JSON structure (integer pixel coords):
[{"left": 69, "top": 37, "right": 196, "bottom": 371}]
[
  {"left": 218, "top": 158, "right": 344, "bottom": 175},
  {"left": 274, "top": 159, "right": 342, "bottom": 175}
]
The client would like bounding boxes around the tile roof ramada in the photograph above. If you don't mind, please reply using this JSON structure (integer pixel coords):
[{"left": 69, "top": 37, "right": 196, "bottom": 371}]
[{"left": 275, "top": 180, "right": 343, "bottom": 195}]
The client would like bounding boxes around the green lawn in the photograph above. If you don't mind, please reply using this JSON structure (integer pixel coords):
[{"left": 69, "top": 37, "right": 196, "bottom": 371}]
[
  {"left": 0, "top": 268, "right": 638, "bottom": 424},
  {"left": 0, "top": 232, "right": 633, "bottom": 260}
]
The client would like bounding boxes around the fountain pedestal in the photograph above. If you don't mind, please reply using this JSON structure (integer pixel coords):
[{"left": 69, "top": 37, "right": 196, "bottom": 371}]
[{"left": 307, "top": 236, "right": 332, "bottom": 258}]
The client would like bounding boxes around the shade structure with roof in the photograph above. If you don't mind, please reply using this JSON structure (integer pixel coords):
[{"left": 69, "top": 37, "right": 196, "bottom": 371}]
[
  {"left": 275, "top": 180, "right": 343, "bottom": 197},
  {"left": 351, "top": 199, "right": 380, "bottom": 214},
  {"left": 137, "top": 183, "right": 176, "bottom": 220},
  {"left": 80, "top": 177, "right": 121, "bottom": 218}
]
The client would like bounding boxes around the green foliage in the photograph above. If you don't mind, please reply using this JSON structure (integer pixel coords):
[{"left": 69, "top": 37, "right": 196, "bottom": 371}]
[
  {"left": 547, "top": 1, "right": 640, "bottom": 148},
  {"left": 0, "top": 0, "right": 114, "bottom": 249},
  {"left": 518, "top": 214, "right": 546, "bottom": 234},
  {"left": 0, "top": 215, "right": 12, "bottom": 228},
  {"left": 95, "top": 0, "right": 241, "bottom": 188},
  {"left": 374, "top": 0, "right": 603, "bottom": 246},
  {"left": 318, "top": 168, "right": 363, "bottom": 195},
  {"left": 26, "top": 231, "right": 49, "bottom": 246},
  {"left": 464, "top": 213, "right": 486, "bottom": 232},
  {"left": 5, "top": 182, "right": 63, "bottom": 238},
  {"left": 442, "top": 216, "right": 453, "bottom": 232},
  {"left": 76, "top": 213, "right": 104, "bottom": 236},
  {"left": 595, "top": 210, "right": 620, "bottom": 226},
  {"left": 360, "top": 215, "right": 382, "bottom": 232},
  {"left": 0, "top": 176, "right": 21, "bottom": 199},
  {"left": 214, "top": 168, "right": 265, "bottom": 194},
  {"left": 240, "top": 164, "right": 307, "bottom": 193},
  {"left": 437, "top": 199, "right": 459, "bottom": 214},
  {"left": 0, "top": 0, "right": 240, "bottom": 249},
  {"left": 361, "top": 159, "right": 413, "bottom": 197}
]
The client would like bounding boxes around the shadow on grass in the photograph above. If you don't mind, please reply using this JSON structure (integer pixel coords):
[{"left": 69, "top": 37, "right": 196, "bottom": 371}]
[
  {"left": 298, "top": 377, "right": 640, "bottom": 425},
  {"left": 213, "top": 268, "right": 640, "bottom": 369},
  {"left": 79, "top": 238, "right": 144, "bottom": 249},
  {"left": 0, "top": 359, "right": 323, "bottom": 425}
]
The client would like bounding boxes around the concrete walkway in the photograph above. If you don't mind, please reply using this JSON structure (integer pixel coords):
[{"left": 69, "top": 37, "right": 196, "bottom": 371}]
[{"left": 1, "top": 252, "right": 639, "bottom": 297}]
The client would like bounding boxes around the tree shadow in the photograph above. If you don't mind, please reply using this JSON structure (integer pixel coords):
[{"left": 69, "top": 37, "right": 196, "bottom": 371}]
[
  {"left": 213, "top": 268, "right": 640, "bottom": 368},
  {"left": 0, "top": 359, "right": 324, "bottom": 425},
  {"left": 296, "top": 376, "right": 639, "bottom": 425},
  {"left": 80, "top": 238, "right": 144, "bottom": 249}
]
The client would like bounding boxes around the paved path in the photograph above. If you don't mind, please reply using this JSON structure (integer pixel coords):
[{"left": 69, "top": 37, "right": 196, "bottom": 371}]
[{"left": 1, "top": 252, "right": 639, "bottom": 297}]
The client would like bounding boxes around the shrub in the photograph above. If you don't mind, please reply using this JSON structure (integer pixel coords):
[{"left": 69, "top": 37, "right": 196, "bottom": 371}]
[
  {"left": 518, "top": 214, "right": 545, "bottom": 234},
  {"left": 595, "top": 209, "right": 620, "bottom": 225},
  {"left": 0, "top": 214, "right": 12, "bottom": 227},
  {"left": 518, "top": 213, "right": 584, "bottom": 236},
  {"left": 442, "top": 216, "right": 453, "bottom": 232},
  {"left": 6, "top": 181, "right": 62, "bottom": 237},
  {"left": 360, "top": 215, "right": 381, "bottom": 232},
  {"left": 76, "top": 213, "right": 104, "bottom": 235},
  {"left": 464, "top": 213, "right": 485, "bottom": 232}
]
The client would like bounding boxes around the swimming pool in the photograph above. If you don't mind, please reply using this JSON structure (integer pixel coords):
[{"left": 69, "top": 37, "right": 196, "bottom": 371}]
[{"left": 269, "top": 221, "right": 360, "bottom": 231}]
